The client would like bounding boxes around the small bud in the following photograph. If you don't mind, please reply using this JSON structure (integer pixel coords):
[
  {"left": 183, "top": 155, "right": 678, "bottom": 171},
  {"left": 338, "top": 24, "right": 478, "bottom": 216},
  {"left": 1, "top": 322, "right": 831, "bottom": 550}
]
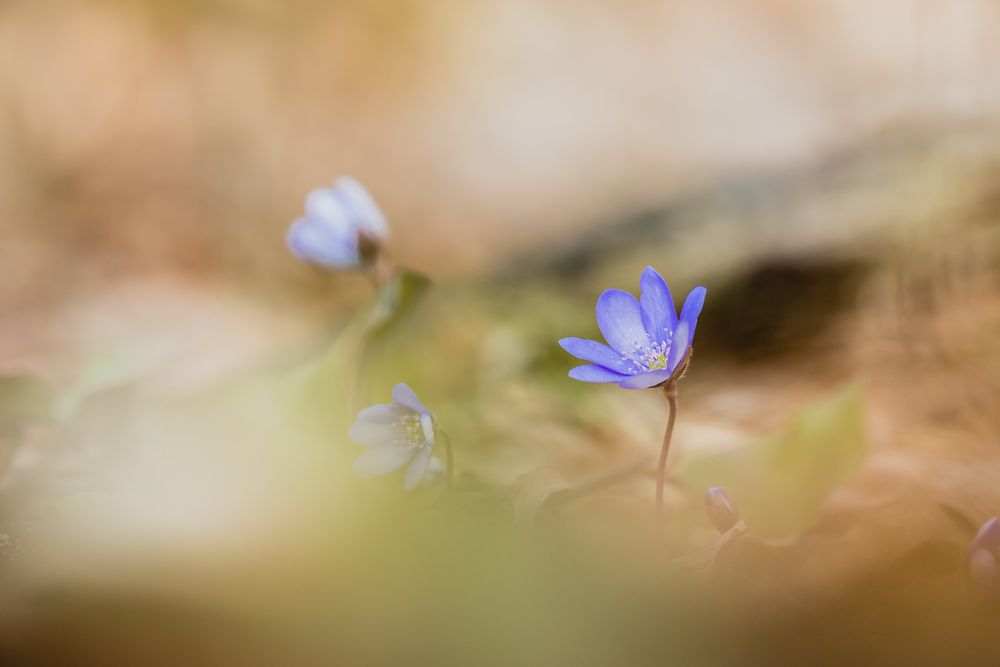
[
  {"left": 286, "top": 177, "right": 389, "bottom": 271},
  {"left": 970, "top": 549, "right": 997, "bottom": 590},
  {"left": 969, "top": 516, "right": 1000, "bottom": 593},
  {"left": 705, "top": 485, "right": 740, "bottom": 533}
]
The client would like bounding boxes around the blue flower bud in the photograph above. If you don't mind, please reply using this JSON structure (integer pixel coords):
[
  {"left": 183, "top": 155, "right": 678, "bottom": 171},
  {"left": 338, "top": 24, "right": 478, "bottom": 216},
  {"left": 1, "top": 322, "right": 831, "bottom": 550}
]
[
  {"left": 287, "top": 177, "right": 389, "bottom": 271},
  {"left": 970, "top": 549, "right": 997, "bottom": 589},
  {"left": 705, "top": 485, "right": 740, "bottom": 533}
]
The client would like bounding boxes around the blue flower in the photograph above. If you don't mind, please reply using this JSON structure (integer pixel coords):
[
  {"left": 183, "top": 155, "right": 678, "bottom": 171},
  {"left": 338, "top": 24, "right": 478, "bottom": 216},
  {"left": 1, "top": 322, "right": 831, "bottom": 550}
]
[
  {"left": 348, "top": 383, "right": 438, "bottom": 491},
  {"left": 287, "top": 177, "right": 389, "bottom": 269},
  {"left": 969, "top": 516, "right": 1000, "bottom": 591},
  {"left": 560, "top": 267, "right": 706, "bottom": 389}
]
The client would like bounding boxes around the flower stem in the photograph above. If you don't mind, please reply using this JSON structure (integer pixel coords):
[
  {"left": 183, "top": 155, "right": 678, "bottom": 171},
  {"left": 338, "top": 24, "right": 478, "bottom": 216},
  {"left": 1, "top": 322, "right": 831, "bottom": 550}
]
[
  {"left": 656, "top": 381, "right": 678, "bottom": 538},
  {"left": 439, "top": 428, "right": 455, "bottom": 495},
  {"left": 366, "top": 253, "right": 395, "bottom": 290}
]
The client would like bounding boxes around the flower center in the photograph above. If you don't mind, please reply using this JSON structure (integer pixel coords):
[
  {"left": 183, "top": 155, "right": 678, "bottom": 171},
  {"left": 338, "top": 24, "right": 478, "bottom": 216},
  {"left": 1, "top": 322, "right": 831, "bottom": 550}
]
[
  {"left": 400, "top": 414, "right": 432, "bottom": 449},
  {"left": 629, "top": 330, "right": 673, "bottom": 373}
]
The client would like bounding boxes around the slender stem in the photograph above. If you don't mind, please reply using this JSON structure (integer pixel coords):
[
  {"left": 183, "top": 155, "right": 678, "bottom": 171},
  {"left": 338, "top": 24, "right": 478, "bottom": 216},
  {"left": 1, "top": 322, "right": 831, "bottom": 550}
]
[
  {"left": 367, "top": 253, "right": 394, "bottom": 290},
  {"left": 439, "top": 428, "right": 455, "bottom": 495},
  {"left": 656, "top": 382, "right": 678, "bottom": 537}
]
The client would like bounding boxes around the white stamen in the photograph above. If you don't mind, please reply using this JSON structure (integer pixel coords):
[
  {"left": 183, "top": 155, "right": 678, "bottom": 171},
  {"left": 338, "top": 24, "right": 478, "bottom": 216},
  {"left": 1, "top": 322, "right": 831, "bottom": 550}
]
[{"left": 627, "top": 330, "right": 674, "bottom": 373}]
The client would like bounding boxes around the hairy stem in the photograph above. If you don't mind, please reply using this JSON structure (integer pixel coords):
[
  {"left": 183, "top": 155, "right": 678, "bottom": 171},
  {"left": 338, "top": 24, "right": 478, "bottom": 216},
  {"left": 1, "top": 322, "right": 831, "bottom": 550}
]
[{"left": 656, "top": 382, "right": 678, "bottom": 538}]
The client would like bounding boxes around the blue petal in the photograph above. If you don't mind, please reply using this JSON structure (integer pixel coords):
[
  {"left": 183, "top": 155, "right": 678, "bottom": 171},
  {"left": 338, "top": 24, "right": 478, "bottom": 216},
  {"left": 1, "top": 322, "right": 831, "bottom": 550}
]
[
  {"left": 667, "top": 320, "right": 690, "bottom": 373},
  {"left": 639, "top": 266, "right": 677, "bottom": 344},
  {"left": 618, "top": 370, "right": 671, "bottom": 389},
  {"left": 287, "top": 217, "right": 360, "bottom": 268},
  {"left": 392, "top": 383, "right": 430, "bottom": 415},
  {"left": 558, "top": 337, "right": 633, "bottom": 374},
  {"left": 679, "top": 286, "right": 707, "bottom": 341},
  {"left": 595, "top": 289, "right": 648, "bottom": 355},
  {"left": 356, "top": 403, "right": 412, "bottom": 424},
  {"left": 568, "top": 364, "right": 630, "bottom": 383},
  {"left": 334, "top": 177, "right": 388, "bottom": 238}
]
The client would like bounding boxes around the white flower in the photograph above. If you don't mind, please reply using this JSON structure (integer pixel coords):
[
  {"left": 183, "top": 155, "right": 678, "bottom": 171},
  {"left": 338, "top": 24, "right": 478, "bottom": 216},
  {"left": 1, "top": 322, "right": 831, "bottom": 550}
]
[{"left": 348, "top": 383, "right": 440, "bottom": 491}]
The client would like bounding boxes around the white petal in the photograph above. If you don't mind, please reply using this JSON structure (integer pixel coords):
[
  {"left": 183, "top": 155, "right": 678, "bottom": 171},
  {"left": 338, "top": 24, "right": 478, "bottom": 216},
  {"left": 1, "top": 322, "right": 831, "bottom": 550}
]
[
  {"left": 352, "top": 444, "right": 414, "bottom": 478},
  {"left": 420, "top": 457, "right": 446, "bottom": 487},
  {"left": 335, "top": 177, "right": 388, "bottom": 238},
  {"left": 306, "top": 188, "right": 339, "bottom": 220},
  {"left": 420, "top": 413, "right": 435, "bottom": 446},
  {"left": 356, "top": 404, "right": 411, "bottom": 425},
  {"left": 347, "top": 420, "right": 397, "bottom": 447},
  {"left": 404, "top": 446, "right": 433, "bottom": 491},
  {"left": 306, "top": 188, "right": 355, "bottom": 236}
]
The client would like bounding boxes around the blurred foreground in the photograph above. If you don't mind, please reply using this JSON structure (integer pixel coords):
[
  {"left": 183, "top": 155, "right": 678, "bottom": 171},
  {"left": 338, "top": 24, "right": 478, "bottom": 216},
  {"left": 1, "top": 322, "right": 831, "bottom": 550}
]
[{"left": 2, "top": 1, "right": 1000, "bottom": 665}]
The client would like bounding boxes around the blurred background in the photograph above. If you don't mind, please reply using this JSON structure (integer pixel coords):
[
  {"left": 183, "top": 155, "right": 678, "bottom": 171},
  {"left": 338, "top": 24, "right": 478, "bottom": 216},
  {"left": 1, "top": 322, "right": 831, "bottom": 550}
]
[{"left": 1, "top": 0, "right": 1000, "bottom": 664}]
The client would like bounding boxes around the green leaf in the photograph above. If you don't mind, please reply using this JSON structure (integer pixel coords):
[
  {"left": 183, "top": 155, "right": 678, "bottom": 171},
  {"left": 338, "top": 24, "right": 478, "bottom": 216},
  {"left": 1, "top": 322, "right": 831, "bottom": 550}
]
[
  {"left": 282, "top": 268, "right": 431, "bottom": 432},
  {"left": 52, "top": 342, "right": 175, "bottom": 421},
  {"left": 0, "top": 374, "right": 54, "bottom": 435},
  {"left": 364, "top": 269, "right": 431, "bottom": 339},
  {"left": 679, "top": 382, "right": 867, "bottom": 538}
]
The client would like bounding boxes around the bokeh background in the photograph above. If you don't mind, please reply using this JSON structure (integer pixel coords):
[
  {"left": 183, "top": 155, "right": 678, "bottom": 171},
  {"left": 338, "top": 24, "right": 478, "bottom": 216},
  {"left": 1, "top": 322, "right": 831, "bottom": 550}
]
[{"left": 2, "top": 1, "right": 1000, "bottom": 664}]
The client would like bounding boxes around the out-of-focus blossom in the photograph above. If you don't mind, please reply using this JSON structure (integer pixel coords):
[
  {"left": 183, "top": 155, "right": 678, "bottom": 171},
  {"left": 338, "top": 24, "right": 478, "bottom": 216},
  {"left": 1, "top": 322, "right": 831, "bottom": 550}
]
[
  {"left": 968, "top": 516, "right": 1000, "bottom": 591},
  {"left": 287, "top": 177, "right": 388, "bottom": 269},
  {"left": 559, "top": 267, "right": 706, "bottom": 389},
  {"left": 348, "top": 383, "right": 438, "bottom": 491},
  {"left": 705, "top": 485, "right": 740, "bottom": 533},
  {"left": 422, "top": 457, "right": 447, "bottom": 487}
]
